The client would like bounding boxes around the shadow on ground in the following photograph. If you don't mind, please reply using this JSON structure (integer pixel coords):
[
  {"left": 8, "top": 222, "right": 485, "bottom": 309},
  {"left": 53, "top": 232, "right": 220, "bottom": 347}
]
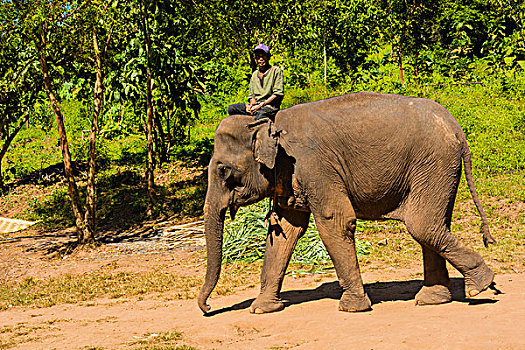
[{"left": 205, "top": 278, "right": 499, "bottom": 316}]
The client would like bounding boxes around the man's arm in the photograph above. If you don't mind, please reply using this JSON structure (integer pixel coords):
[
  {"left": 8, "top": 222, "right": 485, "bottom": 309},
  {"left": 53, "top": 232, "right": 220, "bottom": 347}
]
[
  {"left": 247, "top": 72, "right": 258, "bottom": 113},
  {"left": 272, "top": 68, "right": 284, "bottom": 96},
  {"left": 251, "top": 94, "right": 278, "bottom": 112}
]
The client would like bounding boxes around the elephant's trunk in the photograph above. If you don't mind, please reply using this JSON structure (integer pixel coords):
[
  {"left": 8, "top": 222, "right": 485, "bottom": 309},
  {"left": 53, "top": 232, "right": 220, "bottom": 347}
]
[{"left": 198, "top": 200, "right": 226, "bottom": 313}]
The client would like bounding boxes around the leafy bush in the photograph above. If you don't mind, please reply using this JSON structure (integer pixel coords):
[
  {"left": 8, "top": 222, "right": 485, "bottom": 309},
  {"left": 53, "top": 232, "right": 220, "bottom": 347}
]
[{"left": 172, "top": 137, "right": 214, "bottom": 167}]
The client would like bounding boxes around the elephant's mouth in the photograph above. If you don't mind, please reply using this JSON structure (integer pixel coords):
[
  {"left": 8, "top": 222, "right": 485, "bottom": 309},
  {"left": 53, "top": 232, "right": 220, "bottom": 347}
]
[
  {"left": 232, "top": 186, "right": 266, "bottom": 206},
  {"left": 230, "top": 186, "right": 267, "bottom": 219}
]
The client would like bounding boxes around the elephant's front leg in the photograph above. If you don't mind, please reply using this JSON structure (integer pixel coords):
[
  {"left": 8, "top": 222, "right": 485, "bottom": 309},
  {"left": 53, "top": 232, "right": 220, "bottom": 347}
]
[
  {"left": 312, "top": 198, "right": 372, "bottom": 312},
  {"left": 249, "top": 206, "right": 310, "bottom": 314}
]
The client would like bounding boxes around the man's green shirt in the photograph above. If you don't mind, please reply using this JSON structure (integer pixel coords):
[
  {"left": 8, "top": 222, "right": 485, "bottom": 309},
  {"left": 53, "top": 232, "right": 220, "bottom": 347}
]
[{"left": 248, "top": 66, "right": 284, "bottom": 110}]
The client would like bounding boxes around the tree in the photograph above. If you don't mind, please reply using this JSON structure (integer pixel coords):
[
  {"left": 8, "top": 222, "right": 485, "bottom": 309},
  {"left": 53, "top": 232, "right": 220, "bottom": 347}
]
[
  {"left": 11, "top": 0, "right": 94, "bottom": 243},
  {"left": 141, "top": 0, "right": 155, "bottom": 215},
  {"left": 147, "top": 1, "right": 204, "bottom": 162},
  {"left": 0, "top": 2, "right": 43, "bottom": 189},
  {"left": 111, "top": 0, "right": 156, "bottom": 213},
  {"left": 281, "top": 0, "right": 380, "bottom": 85},
  {"left": 371, "top": 0, "right": 439, "bottom": 86},
  {"left": 110, "top": 0, "right": 205, "bottom": 214},
  {"left": 74, "top": 0, "right": 124, "bottom": 240}
]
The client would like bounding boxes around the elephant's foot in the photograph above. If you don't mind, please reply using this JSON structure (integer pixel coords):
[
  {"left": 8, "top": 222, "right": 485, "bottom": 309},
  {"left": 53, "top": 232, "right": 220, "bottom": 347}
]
[
  {"left": 338, "top": 292, "right": 372, "bottom": 312},
  {"left": 464, "top": 262, "right": 495, "bottom": 298},
  {"left": 249, "top": 295, "right": 284, "bottom": 314},
  {"left": 415, "top": 285, "right": 452, "bottom": 305}
]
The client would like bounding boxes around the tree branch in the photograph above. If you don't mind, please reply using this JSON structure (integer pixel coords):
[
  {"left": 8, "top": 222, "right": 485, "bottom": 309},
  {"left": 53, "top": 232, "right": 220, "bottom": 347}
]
[
  {"left": 9, "top": 57, "right": 39, "bottom": 87},
  {"left": 0, "top": 111, "right": 30, "bottom": 163},
  {"left": 103, "top": 22, "right": 115, "bottom": 60}
]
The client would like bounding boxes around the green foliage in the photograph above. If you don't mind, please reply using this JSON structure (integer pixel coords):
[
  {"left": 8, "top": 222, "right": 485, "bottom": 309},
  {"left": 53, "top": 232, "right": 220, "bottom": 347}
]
[
  {"left": 108, "top": 135, "right": 148, "bottom": 166},
  {"left": 2, "top": 127, "right": 61, "bottom": 183},
  {"left": 0, "top": 0, "right": 47, "bottom": 187},
  {"left": 62, "top": 101, "right": 90, "bottom": 136},
  {"left": 99, "top": 103, "right": 138, "bottom": 139},
  {"left": 27, "top": 188, "right": 74, "bottom": 227},
  {"left": 171, "top": 137, "right": 214, "bottom": 167},
  {"left": 223, "top": 200, "right": 370, "bottom": 266}
]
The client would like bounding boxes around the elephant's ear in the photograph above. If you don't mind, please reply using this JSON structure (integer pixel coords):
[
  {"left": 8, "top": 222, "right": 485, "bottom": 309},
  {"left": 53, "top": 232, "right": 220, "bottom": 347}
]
[{"left": 247, "top": 118, "right": 280, "bottom": 169}]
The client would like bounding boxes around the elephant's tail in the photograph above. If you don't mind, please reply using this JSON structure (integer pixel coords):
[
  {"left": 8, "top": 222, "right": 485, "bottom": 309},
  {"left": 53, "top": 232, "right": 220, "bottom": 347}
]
[{"left": 461, "top": 134, "right": 496, "bottom": 248}]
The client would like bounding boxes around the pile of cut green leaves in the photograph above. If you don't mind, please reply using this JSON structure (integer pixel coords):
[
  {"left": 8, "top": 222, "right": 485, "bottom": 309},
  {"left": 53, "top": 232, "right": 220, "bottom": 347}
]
[{"left": 223, "top": 200, "right": 370, "bottom": 265}]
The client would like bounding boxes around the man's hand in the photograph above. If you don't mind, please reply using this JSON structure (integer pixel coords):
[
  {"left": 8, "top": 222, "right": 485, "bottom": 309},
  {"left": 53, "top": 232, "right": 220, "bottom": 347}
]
[
  {"left": 251, "top": 103, "right": 263, "bottom": 113},
  {"left": 246, "top": 102, "right": 263, "bottom": 114}
]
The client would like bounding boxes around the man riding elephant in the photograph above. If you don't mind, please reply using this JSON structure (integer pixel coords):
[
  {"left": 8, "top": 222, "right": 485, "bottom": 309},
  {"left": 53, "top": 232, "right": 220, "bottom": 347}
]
[{"left": 227, "top": 44, "right": 284, "bottom": 120}]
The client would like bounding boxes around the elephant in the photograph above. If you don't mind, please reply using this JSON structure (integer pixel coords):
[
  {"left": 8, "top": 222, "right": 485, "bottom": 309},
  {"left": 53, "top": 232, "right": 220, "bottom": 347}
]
[{"left": 198, "top": 91, "right": 496, "bottom": 314}]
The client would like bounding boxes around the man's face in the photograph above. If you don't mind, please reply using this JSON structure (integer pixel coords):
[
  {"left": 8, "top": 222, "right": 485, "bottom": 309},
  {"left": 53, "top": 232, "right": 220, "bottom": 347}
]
[{"left": 254, "top": 51, "right": 269, "bottom": 68}]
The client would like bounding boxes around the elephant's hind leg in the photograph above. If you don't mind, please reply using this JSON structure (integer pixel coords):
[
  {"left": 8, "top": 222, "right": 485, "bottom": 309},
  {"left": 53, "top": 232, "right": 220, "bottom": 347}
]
[
  {"left": 249, "top": 206, "right": 310, "bottom": 314},
  {"left": 413, "top": 192, "right": 452, "bottom": 305},
  {"left": 311, "top": 195, "right": 371, "bottom": 312},
  {"left": 441, "top": 238, "right": 494, "bottom": 298},
  {"left": 405, "top": 209, "right": 494, "bottom": 300},
  {"left": 414, "top": 246, "right": 452, "bottom": 305}
]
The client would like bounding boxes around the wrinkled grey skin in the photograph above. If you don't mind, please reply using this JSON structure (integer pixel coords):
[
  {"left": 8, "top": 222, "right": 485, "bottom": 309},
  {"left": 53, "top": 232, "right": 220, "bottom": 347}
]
[{"left": 198, "top": 92, "right": 495, "bottom": 314}]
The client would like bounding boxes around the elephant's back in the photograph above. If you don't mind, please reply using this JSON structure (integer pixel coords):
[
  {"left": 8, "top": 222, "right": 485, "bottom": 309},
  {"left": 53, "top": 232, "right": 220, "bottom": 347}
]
[{"left": 277, "top": 91, "right": 462, "bottom": 151}]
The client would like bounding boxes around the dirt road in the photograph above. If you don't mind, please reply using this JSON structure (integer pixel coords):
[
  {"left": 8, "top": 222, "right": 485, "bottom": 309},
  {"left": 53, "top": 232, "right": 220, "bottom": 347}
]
[{"left": 2, "top": 272, "right": 524, "bottom": 349}]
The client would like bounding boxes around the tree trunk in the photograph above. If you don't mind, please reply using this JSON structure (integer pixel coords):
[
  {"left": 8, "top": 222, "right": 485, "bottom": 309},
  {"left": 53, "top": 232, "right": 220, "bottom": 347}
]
[
  {"left": 323, "top": 36, "right": 327, "bottom": 86},
  {"left": 397, "top": 48, "right": 405, "bottom": 87},
  {"left": 0, "top": 113, "right": 29, "bottom": 189},
  {"left": 142, "top": 2, "right": 155, "bottom": 216},
  {"left": 36, "top": 35, "right": 89, "bottom": 243},
  {"left": 82, "top": 25, "right": 103, "bottom": 244},
  {"left": 165, "top": 107, "right": 173, "bottom": 155},
  {"left": 153, "top": 110, "right": 167, "bottom": 164}
]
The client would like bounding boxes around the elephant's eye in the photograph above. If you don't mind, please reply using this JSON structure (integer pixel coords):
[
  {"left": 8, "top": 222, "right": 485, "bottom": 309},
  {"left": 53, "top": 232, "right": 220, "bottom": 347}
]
[{"left": 217, "top": 164, "right": 233, "bottom": 180}]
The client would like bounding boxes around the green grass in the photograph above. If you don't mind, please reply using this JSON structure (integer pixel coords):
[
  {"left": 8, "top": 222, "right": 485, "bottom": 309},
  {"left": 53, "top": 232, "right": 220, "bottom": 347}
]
[
  {"left": 0, "top": 272, "right": 197, "bottom": 310},
  {"left": 1, "top": 127, "right": 62, "bottom": 183},
  {"left": 430, "top": 85, "right": 525, "bottom": 175},
  {"left": 0, "top": 325, "right": 197, "bottom": 350}
]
